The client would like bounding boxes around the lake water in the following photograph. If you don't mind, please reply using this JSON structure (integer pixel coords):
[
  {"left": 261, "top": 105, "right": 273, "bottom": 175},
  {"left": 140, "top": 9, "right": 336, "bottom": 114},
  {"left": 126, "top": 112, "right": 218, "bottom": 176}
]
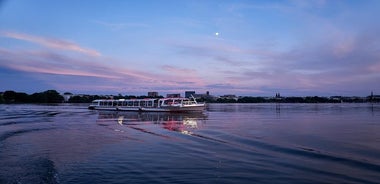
[{"left": 0, "top": 103, "right": 379, "bottom": 184}]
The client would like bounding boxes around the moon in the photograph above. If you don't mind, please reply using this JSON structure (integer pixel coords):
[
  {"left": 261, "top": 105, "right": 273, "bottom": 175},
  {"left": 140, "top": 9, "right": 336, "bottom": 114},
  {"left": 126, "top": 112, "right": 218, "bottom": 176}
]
[{"left": 215, "top": 32, "right": 219, "bottom": 36}]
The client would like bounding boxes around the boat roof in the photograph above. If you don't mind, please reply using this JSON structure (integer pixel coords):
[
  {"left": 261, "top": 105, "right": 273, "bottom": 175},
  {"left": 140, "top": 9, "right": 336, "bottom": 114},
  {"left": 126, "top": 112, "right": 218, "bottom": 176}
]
[{"left": 92, "top": 97, "right": 191, "bottom": 102}]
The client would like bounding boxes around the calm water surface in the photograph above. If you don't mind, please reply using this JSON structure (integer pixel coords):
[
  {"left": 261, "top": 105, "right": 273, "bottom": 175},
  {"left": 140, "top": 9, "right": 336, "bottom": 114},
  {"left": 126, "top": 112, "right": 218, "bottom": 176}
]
[{"left": 0, "top": 103, "right": 379, "bottom": 183}]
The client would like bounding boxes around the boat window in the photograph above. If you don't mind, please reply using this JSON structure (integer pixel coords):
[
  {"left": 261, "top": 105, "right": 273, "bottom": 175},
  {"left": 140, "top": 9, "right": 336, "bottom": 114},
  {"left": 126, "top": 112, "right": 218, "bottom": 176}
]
[
  {"left": 127, "top": 101, "right": 133, "bottom": 106},
  {"left": 148, "top": 101, "right": 153, "bottom": 107},
  {"left": 133, "top": 101, "right": 139, "bottom": 106},
  {"left": 154, "top": 100, "right": 159, "bottom": 107},
  {"left": 140, "top": 101, "right": 146, "bottom": 107},
  {"left": 118, "top": 101, "right": 122, "bottom": 106},
  {"left": 163, "top": 100, "right": 172, "bottom": 105},
  {"left": 122, "top": 101, "right": 127, "bottom": 106},
  {"left": 183, "top": 100, "right": 194, "bottom": 105}
]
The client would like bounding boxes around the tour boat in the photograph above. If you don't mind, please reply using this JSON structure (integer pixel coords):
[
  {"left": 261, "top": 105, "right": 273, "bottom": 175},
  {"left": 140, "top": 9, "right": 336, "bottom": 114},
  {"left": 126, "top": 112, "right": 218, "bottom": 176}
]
[{"left": 88, "top": 97, "right": 206, "bottom": 112}]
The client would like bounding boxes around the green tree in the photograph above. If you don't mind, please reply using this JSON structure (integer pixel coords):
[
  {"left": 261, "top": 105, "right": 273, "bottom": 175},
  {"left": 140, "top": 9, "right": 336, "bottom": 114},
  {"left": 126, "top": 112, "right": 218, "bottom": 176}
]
[
  {"left": 238, "top": 97, "right": 266, "bottom": 103},
  {"left": 30, "top": 90, "right": 64, "bottom": 103},
  {"left": 3, "top": 90, "right": 17, "bottom": 102}
]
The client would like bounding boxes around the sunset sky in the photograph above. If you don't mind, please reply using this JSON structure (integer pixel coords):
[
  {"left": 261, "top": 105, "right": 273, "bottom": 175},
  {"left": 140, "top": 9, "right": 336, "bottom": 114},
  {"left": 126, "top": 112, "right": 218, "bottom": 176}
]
[{"left": 1, "top": 0, "right": 380, "bottom": 96}]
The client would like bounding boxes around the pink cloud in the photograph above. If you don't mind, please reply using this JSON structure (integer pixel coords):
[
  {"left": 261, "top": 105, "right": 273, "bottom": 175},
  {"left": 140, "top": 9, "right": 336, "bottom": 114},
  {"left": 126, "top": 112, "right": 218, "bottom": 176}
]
[
  {"left": 1, "top": 31, "right": 101, "bottom": 57},
  {"left": 8, "top": 64, "right": 120, "bottom": 79},
  {"left": 0, "top": 48, "right": 151, "bottom": 81},
  {"left": 161, "top": 65, "right": 195, "bottom": 74},
  {"left": 0, "top": 47, "right": 208, "bottom": 93},
  {"left": 368, "top": 62, "right": 380, "bottom": 72},
  {"left": 159, "top": 65, "right": 205, "bottom": 87}
]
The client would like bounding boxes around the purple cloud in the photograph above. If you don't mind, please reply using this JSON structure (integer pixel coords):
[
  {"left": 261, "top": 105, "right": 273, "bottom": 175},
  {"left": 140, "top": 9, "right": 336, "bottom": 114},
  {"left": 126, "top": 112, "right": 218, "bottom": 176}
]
[{"left": 1, "top": 31, "right": 101, "bottom": 57}]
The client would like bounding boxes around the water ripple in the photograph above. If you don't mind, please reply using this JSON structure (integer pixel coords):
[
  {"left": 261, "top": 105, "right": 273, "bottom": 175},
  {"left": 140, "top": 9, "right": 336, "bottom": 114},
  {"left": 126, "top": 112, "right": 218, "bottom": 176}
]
[
  {"left": 0, "top": 128, "right": 56, "bottom": 142},
  {"left": 0, "top": 156, "right": 59, "bottom": 184},
  {"left": 0, "top": 103, "right": 379, "bottom": 183}
]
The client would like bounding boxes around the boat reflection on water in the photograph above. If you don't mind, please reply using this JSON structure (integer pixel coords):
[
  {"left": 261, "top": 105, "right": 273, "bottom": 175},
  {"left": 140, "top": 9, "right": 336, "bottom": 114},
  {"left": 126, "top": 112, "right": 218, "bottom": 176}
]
[{"left": 96, "top": 111, "right": 207, "bottom": 135}]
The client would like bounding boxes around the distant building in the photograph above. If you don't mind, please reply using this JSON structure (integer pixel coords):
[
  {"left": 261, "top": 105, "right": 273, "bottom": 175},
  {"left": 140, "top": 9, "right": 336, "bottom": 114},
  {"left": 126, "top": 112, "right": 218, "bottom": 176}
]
[
  {"left": 148, "top": 91, "right": 159, "bottom": 97},
  {"left": 167, "top": 93, "right": 181, "bottom": 98},
  {"left": 185, "top": 91, "right": 195, "bottom": 98},
  {"left": 63, "top": 92, "right": 73, "bottom": 102},
  {"left": 193, "top": 92, "right": 209, "bottom": 98},
  {"left": 374, "top": 95, "right": 380, "bottom": 102},
  {"left": 274, "top": 92, "right": 282, "bottom": 100},
  {"left": 191, "top": 91, "right": 216, "bottom": 101},
  {"left": 368, "top": 91, "right": 380, "bottom": 102},
  {"left": 219, "top": 94, "right": 238, "bottom": 101},
  {"left": 330, "top": 96, "right": 342, "bottom": 102}
]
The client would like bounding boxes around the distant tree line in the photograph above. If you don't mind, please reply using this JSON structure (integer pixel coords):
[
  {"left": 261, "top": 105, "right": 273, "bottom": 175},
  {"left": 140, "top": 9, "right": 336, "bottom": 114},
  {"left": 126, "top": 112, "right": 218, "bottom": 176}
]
[
  {"left": 202, "top": 96, "right": 379, "bottom": 103},
  {"left": 1, "top": 90, "right": 379, "bottom": 104},
  {"left": 67, "top": 95, "right": 100, "bottom": 103},
  {"left": 237, "top": 96, "right": 335, "bottom": 103},
  {"left": 0, "top": 90, "right": 64, "bottom": 103},
  {"left": 0, "top": 90, "right": 168, "bottom": 104}
]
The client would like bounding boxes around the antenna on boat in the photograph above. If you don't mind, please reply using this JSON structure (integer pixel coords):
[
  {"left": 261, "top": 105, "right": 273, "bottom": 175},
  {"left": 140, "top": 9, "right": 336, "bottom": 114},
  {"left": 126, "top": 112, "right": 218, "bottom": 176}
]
[{"left": 190, "top": 95, "right": 197, "bottom": 102}]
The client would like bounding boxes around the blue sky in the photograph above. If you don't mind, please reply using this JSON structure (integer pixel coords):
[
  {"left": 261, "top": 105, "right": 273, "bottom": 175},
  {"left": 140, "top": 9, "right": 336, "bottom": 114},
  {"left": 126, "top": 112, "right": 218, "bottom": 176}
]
[{"left": 1, "top": 0, "right": 379, "bottom": 96}]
